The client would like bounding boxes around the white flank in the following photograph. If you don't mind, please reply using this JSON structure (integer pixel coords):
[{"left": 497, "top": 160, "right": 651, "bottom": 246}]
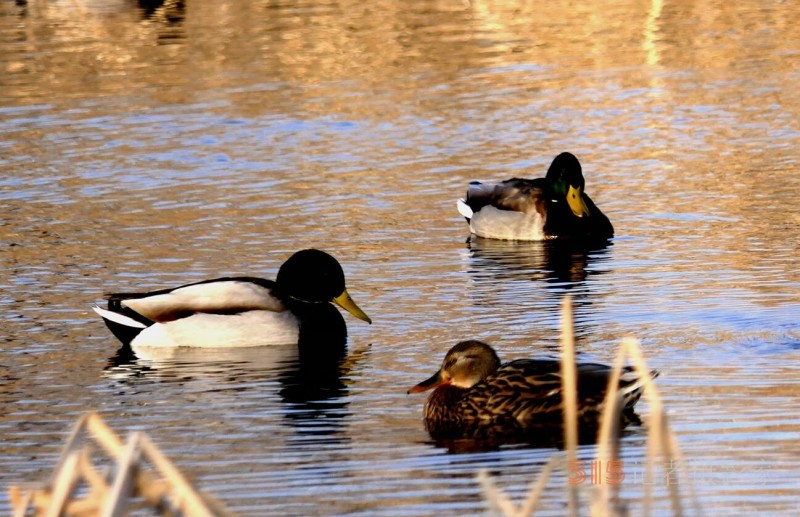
[
  {"left": 123, "top": 280, "right": 284, "bottom": 321},
  {"left": 130, "top": 310, "right": 300, "bottom": 349},
  {"left": 456, "top": 199, "right": 474, "bottom": 219},
  {"left": 92, "top": 305, "right": 147, "bottom": 329},
  {"left": 469, "top": 205, "right": 545, "bottom": 241}
]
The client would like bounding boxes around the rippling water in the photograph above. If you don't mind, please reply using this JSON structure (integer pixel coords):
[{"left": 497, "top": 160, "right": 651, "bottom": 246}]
[{"left": 1, "top": 0, "right": 799, "bottom": 515}]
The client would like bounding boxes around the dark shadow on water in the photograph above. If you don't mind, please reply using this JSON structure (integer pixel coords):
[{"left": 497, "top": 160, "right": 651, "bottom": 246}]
[
  {"left": 134, "top": 0, "right": 186, "bottom": 23},
  {"left": 466, "top": 236, "right": 613, "bottom": 288},
  {"left": 277, "top": 303, "right": 353, "bottom": 436},
  {"left": 427, "top": 411, "right": 645, "bottom": 454},
  {"left": 465, "top": 237, "right": 613, "bottom": 345},
  {"left": 105, "top": 343, "right": 155, "bottom": 379},
  {"left": 8, "top": 0, "right": 27, "bottom": 18},
  {"left": 131, "top": 0, "right": 186, "bottom": 45},
  {"left": 103, "top": 303, "right": 360, "bottom": 437}
]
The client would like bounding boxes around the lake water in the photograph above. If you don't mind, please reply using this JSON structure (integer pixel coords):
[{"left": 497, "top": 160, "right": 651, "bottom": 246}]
[{"left": 1, "top": 0, "right": 799, "bottom": 515}]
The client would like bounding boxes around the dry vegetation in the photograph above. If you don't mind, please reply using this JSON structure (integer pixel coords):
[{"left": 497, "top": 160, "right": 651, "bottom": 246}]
[
  {"left": 478, "top": 297, "right": 701, "bottom": 516},
  {"left": 8, "top": 413, "right": 232, "bottom": 517},
  {"left": 9, "top": 297, "right": 700, "bottom": 516}
]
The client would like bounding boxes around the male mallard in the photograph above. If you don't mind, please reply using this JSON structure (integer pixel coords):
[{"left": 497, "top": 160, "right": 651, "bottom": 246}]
[
  {"left": 93, "top": 249, "right": 371, "bottom": 349},
  {"left": 408, "top": 340, "right": 657, "bottom": 440},
  {"left": 456, "top": 152, "right": 613, "bottom": 242}
]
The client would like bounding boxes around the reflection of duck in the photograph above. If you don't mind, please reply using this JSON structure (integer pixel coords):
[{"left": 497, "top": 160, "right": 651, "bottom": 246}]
[
  {"left": 102, "top": 301, "right": 358, "bottom": 442},
  {"left": 280, "top": 301, "right": 349, "bottom": 401},
  {"left": 278, "top": 302, "right": 368, "bottom": 435},
  {"left": 467, "top": 237, "right": 612, "bottom": 286},
  {"left": 104, "top": 300, "right": 355, "bottom": 427},
  {"left": 409, "top": 341, "right": 657, "bottom": 443},
  {"left": 279, "top": 301, "right": 355, "bottom": 433},
  {"left": 137, "top": 0, "right": 186, "bottom": 22},
  {"left": 457, "top": 152, "right": 613, "bottom": 242},
  {"left": 93, "top": 249, "right": 371, "bottom": 350}
]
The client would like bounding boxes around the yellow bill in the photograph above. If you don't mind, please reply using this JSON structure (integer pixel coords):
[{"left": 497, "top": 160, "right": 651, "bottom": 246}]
[
  {"left": 567, "top": 185, "right": 590, "bottom": 218},
  {"left": 333, "top": 289, "right": 372, "bottom": 324}
]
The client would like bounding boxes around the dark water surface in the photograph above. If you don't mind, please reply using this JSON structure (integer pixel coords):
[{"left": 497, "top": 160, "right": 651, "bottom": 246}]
[{"left": 1, "top": 0, "right": 799, "bottom": 515}]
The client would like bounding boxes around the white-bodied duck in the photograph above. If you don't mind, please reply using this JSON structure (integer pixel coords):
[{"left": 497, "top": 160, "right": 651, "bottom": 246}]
[
  {"left": 457, "top": 152, "right": 613, "bottom": 242},
  {"left": 93, "top": 249, "right": 371, "bottom": 349}
]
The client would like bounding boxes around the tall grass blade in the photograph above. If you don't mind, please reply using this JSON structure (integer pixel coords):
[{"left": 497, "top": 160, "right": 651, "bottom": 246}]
[
  {"left": 519, "top": 455, "right": 559, "bottom": 516},
  {"left": 560, "top": 296, "right": 579, "bottom": 517},
  {"left": 592, "top": 345, "right": 627, "bottom": 516},
  {"left": 478, "top": 469, "right": 521, "bottom": 516}
]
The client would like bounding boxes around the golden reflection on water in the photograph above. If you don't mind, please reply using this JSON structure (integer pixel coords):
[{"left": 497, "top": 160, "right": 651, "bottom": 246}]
[{"left": 1, "top": 1, "right": 797, "bottom": 105}]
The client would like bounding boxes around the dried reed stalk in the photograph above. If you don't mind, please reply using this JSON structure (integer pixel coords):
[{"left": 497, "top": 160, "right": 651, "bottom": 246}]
[
  {"left": 478, "top": 469, "right": 523, "bottom": 516},
  {"left": 592, "top": 345, "right": 627, "bottom": 517},
  {"left": 517, "top": 455, "right": 559, "bottom": 516},
  {"left": 478, "top": 302, "right": 700, "bottom": 517},
  {"left": 560, "top": 296, "right": 579, "bottom": 517},
  {"left": 9, "top": 412, "right": 231, "bottom": 517},
  {"left": 478, "top": 456, "right": 559, "bottom": 517},
  {"left": 46, "top": 451, "right": 81, "bottom": 517},
  {"left": 623, "top": 338, "right": 696, "bottom": 517},
  {"left": 103, "top": 431, "right": 144, "bottom": 517}
]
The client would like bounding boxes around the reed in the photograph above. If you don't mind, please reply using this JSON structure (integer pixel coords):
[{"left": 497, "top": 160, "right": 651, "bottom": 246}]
[
  {"left": 9, "top": 412, "right": 232, "bottom": 517},
  {"left": 478, "top": 296, "right": 700, "bottom": 516},
  {"left": 560, "top": 298, "right": 579, "bottom": 517},
  {"left": 592, "top": 344, "right": 627, "bottom": 516}
]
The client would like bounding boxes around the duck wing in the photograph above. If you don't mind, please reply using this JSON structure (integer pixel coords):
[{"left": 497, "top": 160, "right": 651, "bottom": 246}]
[
  {"left": 107, "top": 277, "right": 285, "bottom": 323},
  {"left": 475, "top": 360, "right": 657, "bottom": 426},
  {"left": 463, "top": 178, "right": 548, "bottom": 217},
  {"left": 462, "top": 360, "right": 563, "bottom": 426},
  {"left": 489, "top": 178, "right": 548, "bottom": 216}
]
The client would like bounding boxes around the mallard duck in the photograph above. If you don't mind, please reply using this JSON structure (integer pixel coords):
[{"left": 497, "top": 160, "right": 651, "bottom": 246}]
[
  {"left": 92, "top": 249, "right": 371, "bottom": 348},
  {"left": 456, "top": 152, "right": 613, "bottom": 242},
  {"left": 408, "top": 340, "right": 657, "bottom": 440}
]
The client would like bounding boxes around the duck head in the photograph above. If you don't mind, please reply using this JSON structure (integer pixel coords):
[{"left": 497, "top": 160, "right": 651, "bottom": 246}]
[
  {"left": 277, "top": 249, "right": 371, "bottom": 323},
  {"left": 546, "top": 152, "right": 591, "bottom": 218},
  {"left": 408, "top": 340, "right": 501, "bottom": 393}
]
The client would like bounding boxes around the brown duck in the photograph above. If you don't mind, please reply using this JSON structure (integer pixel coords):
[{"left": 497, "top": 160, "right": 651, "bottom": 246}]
[{"left": 408, "top": 340, "right": 658, "bottom": 441}]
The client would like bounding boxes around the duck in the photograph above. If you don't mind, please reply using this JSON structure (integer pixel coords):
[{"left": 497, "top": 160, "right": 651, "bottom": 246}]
[
  {"left": 92, "top": 249, "right": 371, "bottom": 349},
  {"left": 456, "top": 152, "right": 614, "bottom": 242},
  {"left": 408, "top": 340, "right": 658, "bottom": 440}
]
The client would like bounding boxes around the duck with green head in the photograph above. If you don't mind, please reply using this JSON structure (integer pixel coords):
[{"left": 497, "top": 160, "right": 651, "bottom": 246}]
[
  {"left": 456, "top": 152, "right": 613, "bottom": 242},
  {"left": 93, "top": 249, "right": 371, "bottom": 350}
]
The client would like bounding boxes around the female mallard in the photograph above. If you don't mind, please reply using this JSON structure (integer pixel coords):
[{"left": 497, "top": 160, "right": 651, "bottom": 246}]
[
  {"left": 408, "top": 340, "right": 657, "bottom": 440},
  {"left": 92, "top": 249, "right": 371, "bottom": 349},
  {"left": 456, "top": 152, "right": 613, "bottom": 242}
]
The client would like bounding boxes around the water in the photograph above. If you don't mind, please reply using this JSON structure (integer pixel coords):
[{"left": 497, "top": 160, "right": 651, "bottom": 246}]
[{"left": 1, "top": 0, "right": 799, "bottom": 514}]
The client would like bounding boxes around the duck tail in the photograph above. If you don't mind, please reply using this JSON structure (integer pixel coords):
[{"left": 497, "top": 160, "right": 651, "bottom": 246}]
[
  {"left": 619, "top": 369, "right": 660, "bottom": 409},
  {"left": 456, "top": 199, "right": 473, "bottom": 220},
  {"left": 92, "top": 305, "right": 148, "bottom": 346}
]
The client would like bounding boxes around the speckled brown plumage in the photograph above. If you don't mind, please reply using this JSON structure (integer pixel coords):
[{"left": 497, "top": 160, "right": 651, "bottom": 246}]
[{"left": 410, "top": 341, "right": 657, "bottom": 441}]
